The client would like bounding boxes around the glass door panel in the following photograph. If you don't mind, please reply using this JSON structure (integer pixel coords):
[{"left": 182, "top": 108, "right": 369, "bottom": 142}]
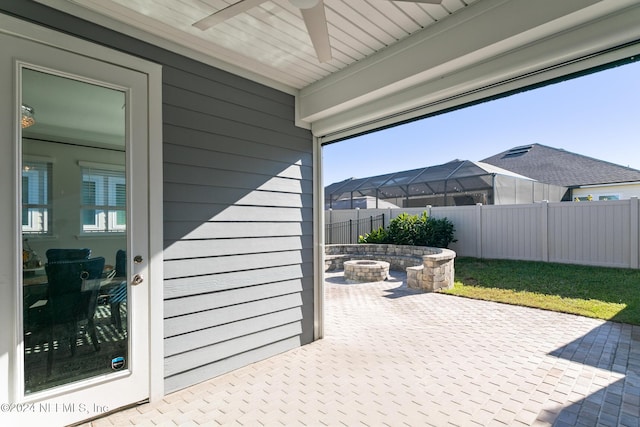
[{"left": 21, "top": 68, "right": 129, "bottom": 394}]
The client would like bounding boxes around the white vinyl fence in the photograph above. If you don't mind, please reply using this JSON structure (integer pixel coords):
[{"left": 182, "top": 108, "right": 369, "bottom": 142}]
[{"left": 325, "top": 197, "right": 640, "bottom": 269}]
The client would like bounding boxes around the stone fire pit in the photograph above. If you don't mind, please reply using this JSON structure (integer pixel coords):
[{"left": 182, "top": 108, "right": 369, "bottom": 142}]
[
  {"left": 326, "top": 244, "right": 456, "bottom": 292},
  {"left": 344, "top": 260, "right": 390, "bottom": 283}
]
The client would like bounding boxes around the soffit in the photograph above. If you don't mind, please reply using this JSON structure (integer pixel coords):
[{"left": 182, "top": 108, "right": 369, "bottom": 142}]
[{"left": 55, "top": 0, "right": 478, "bottom": 90}]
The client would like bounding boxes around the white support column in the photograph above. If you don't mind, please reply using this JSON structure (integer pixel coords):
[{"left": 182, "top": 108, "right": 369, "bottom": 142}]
[{"left": 313, "top": 136, "right": 325, "bottom": 340}]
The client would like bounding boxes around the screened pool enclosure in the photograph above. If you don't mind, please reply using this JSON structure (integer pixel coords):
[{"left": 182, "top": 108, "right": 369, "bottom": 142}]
[{"left": 325, "top": 160, "right": 568, "bottom": 209}]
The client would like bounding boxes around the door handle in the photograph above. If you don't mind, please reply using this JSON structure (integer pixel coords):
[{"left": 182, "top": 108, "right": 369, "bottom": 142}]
[{"left": 132, "top": 273, "right": 144, "bottom": 286}]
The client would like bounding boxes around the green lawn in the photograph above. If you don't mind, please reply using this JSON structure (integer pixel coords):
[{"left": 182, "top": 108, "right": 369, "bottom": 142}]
[{"left": 441, "top": 257, "right": 640, "bottom": 325}]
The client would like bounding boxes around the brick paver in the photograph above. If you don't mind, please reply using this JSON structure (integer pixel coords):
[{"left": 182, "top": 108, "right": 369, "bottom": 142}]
[{"left": 80, "top": 271, "right": 640, "bottom": 426}]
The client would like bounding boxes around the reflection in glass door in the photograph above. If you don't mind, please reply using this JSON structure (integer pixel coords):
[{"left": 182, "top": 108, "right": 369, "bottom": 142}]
[{"left": 21, "top": 68, "right": 129, "bottom": 393}]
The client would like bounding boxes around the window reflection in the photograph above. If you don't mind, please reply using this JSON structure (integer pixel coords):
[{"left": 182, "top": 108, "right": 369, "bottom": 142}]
[
  {"left": 22, "top": 160, "right": 51, "bottom": 235},
  {"left": 21, "top": 68, "right": 129, "bottom": 394}
]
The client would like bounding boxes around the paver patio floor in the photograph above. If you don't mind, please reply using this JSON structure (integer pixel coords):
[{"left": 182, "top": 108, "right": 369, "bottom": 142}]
[{"left": 82, "top": 270, "right": 640, "bottom": 426}]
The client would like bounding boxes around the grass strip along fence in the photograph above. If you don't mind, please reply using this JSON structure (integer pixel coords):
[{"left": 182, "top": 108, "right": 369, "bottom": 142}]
[{"left": 445, "top": 257, "right": 640, "bottom": 325}]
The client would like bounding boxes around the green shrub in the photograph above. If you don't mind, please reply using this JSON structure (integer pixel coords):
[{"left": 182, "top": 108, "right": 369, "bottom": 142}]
[
  {"left": 387, "top": 212, "right": 419, "bottom": 245},
  {"left": 416, "top": 215, "right": 457, "bottom": 248},
  {"left": 358, "top": 226, "right": 388, "bottom": 243},
  {"left": 359, "top": 211, "right": 457, "bottom": 248}
]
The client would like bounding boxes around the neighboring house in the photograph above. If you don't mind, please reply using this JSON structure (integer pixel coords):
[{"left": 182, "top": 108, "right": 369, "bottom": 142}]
[
  {"left": 1, "top": 1, "right": 639, "bottom": 425},
  {"left": 482, "top": 144, "right": 640, "bottom": 201},
  {"left": 325, "top": 160, "right": 567, "bottom": 208}
]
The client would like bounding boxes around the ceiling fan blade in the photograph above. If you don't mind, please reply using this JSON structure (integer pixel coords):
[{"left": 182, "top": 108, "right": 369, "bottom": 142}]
[
  {"left": 392, "top": 0, "right": 443, "bottom": 3},
  {"left": 300, "top": 1, "right": 332, "bottom": 63},
  {"left": 193, "top": 0, "right": 266, "bottom": 30}
]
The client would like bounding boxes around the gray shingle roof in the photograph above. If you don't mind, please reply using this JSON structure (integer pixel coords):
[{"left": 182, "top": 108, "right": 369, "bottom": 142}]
[{"left": 481, "top": 144, "right": 640, "bottom": 187}]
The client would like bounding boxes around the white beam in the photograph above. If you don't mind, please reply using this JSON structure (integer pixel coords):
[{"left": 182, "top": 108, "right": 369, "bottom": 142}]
[{"left": 299, "top": 0, "right": 639, "bottom": 137}]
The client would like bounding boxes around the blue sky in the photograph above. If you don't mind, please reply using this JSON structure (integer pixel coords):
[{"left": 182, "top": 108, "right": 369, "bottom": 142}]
[{"left": 322, "top": 60, "right": 640, "bottom": 186}]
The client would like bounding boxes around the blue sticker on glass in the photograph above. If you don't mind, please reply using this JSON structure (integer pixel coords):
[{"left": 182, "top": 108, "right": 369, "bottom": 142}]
[{"left": 111, "top": 356, "right": 125, "bottom": 370}]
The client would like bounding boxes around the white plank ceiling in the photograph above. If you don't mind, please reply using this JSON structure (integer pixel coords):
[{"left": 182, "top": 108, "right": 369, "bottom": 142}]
[{"left": 62, "top": 0, "right": 478, "bottom": 89}]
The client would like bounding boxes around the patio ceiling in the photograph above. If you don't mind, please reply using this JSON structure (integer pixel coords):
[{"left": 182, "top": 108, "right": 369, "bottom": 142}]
[
  {"left": 37, "top": 0, "right": 640, "bottom": 138},
  {"left": 42, "top": 0, "right": 478, "bottom": 89}
]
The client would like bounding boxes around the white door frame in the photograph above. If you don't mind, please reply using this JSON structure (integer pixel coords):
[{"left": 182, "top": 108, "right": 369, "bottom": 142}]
[{"left": 0, "top": 13, "right": 163, "bottom": 424}]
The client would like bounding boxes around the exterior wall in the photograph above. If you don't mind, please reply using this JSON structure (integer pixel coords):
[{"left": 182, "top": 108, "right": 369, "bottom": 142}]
[
  {"left": 2, "top": 3, "right": 314, "bottom": 394},
  {"left": 326, "top": 198, "right": 640, "bottom": 269},
  {"left": 493, "top": 175, "right": 568, "bottom": 204},
  {"left": 572, "top": 183, "right": 640, "bottom": 201},
  {"left": 161, "top": 65, "right": 314, "bottom": 392}
]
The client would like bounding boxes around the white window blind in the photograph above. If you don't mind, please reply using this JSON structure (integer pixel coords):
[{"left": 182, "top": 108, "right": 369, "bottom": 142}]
[
  {"left": 22, "top": 160, "right": 52, "bottom": 234},
  {"left": 80, "top": 163, "right": 126, "bottom": 233}
]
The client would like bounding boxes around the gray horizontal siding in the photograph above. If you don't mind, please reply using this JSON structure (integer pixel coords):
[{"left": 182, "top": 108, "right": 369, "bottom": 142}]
[
  {"left": 165, "top": 293, "right": 303, "bottom": 338},
  {"left": 161, "top": 66, "right": 293, "bottom": 121},
  {"left": 165, "top": 322, "right": 303, "bottom": 377},
  {"left": 162, "top": 104, "right": 309, "bottom": 150},
  {"left": 164, "top": 250, "right": 311, "bottom": 279},
  {"left": 162, "top": 84, "right": 300, "bottom": 139},
  {"left": 165, "top": 308, "right": 303, "bottom": 357},
  {"left": 164, "top": 264, "right": 307, "bottom": 299},
  {"left": 164, "top": 202, "right": 311, "bottom": 222},
  {"left": 1, "top": 2, "right": 315, "bottom": 395},
  {"left": 164, "top": 185, "right": 311, "bottom": 208},
  {"left": 159, "top": 49, "right": 314, "bottom": 393},
  {"left": 163, "top": 145, "right": 311, "bottom": 181},
  {"left": 165, "top": 280, "right": 304, "bottom": 318},
  {"left": 164, "top": 163, "right": 311, "bottom": 193},
  {"left": 164, "top": 236, "right": 307, "bottom": 259},
  {"left": 164, "top": 336, "right": 302, "bottom": 394},
  {"left": 164, "top": 221, "right": 312, "bottom": 240},
  {"left": 163, "top": 126, "right": 313, "bottom": 165}
]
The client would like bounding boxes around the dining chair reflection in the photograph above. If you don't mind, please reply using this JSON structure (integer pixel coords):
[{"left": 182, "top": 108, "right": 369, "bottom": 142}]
[{"left": 44, "top": 257, "right": 105, "bottom": 376}]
